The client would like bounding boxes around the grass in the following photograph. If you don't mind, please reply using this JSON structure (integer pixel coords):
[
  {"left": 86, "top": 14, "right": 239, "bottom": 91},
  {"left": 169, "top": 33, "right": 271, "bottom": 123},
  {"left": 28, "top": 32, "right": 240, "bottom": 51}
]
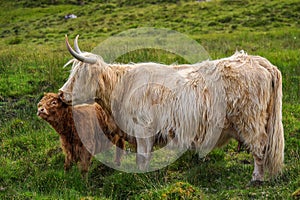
[{"left": 0, "top": 0, "right": 299, "bottom": 199}]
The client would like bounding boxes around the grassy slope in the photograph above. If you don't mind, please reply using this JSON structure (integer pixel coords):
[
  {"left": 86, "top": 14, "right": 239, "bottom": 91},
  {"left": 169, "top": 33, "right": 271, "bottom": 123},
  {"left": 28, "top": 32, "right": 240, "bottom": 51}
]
[{"left": 0, "top": 0, "right": 299, "bottom": 199}]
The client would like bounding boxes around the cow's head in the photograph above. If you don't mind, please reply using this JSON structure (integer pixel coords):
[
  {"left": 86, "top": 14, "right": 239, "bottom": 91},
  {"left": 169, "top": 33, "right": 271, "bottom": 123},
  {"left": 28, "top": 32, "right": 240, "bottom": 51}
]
[{"left": 59, "top": 35, "right": 105, "bottom": 105}]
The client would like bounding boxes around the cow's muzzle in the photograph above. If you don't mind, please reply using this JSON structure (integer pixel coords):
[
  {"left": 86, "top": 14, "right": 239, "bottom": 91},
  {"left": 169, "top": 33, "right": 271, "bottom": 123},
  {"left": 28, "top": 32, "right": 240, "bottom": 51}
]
[{"left": 58, "top": 90, "right": 72, "bottom": 105}]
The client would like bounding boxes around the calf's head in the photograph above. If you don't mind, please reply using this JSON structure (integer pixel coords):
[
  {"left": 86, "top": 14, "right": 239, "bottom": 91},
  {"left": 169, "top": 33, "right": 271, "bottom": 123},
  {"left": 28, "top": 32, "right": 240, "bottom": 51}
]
[{"left": 37, "top": 93, "right": 67, "bottom": 122}]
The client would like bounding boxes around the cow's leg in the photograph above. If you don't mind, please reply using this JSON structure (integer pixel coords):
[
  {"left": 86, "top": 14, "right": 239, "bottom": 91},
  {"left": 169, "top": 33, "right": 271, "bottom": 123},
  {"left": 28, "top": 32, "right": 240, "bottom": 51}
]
[
  {"left": 251, "top": 155, "right": 264, "bottom": 183},
  {"left": 242, "top": 122, "right": 267, "bottom": 185},
  {"left": 136, "top": 137, "right": 154, "bottom": 171},
  {"left": 251, "top": 121, "right": 268, "bottom": 184},
  {"left": 233, "top": 112, "right": 268, "bottom": 185}
]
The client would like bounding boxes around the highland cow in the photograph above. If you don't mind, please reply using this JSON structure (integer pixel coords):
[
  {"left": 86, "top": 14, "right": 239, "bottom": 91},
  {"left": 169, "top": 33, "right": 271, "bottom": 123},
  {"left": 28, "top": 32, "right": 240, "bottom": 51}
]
[{"left": 59, "top": 35, "right": 284, "bottom": 184}]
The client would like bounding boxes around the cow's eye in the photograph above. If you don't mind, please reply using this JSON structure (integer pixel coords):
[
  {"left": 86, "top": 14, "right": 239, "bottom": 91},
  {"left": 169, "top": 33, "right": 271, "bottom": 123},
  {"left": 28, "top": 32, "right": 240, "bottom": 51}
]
[{"left": 51, "top": 100, "right": 57, "bottom": 105}]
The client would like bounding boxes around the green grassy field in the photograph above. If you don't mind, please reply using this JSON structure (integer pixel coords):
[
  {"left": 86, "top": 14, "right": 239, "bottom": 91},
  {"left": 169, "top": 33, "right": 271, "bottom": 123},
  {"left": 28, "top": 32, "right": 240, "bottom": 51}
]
[{"left": 0, "top": 0, "right": 299, "bottom": 199}]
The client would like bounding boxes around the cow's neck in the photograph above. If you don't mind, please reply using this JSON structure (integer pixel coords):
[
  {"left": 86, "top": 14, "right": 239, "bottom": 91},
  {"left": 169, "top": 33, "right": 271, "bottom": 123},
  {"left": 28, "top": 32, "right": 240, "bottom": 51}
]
[{"left": 97, "top": 64, "right": 132, "bottom": 115}]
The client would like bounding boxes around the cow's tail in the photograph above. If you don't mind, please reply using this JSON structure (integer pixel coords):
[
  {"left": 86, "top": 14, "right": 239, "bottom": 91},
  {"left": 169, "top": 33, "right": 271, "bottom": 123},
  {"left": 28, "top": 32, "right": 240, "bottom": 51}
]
[{"left": 263, "top": 64, "right": 284, "bottom": 178}]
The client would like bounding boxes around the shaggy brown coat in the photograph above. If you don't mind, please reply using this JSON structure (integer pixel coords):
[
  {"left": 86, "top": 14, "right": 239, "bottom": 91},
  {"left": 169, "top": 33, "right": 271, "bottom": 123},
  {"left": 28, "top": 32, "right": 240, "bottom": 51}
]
[{"left": 37, "top": 93, "right": 126, "bottom": 176}]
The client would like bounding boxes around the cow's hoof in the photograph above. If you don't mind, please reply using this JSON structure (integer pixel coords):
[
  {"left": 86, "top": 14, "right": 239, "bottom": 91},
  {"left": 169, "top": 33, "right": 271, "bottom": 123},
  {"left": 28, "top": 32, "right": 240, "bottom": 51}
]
[{"left": 247, "top": 180, "right": 264, "bottom": 187}]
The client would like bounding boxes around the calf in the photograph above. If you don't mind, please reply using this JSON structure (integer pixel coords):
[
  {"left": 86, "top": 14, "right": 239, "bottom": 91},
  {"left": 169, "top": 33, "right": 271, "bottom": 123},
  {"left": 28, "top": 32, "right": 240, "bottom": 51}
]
[{"left": 37, "top": 93, "right": 125, "bottom": 177}]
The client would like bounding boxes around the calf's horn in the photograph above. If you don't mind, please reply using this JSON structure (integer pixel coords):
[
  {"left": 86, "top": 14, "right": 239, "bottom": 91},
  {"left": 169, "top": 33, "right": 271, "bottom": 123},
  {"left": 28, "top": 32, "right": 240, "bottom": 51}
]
[{"left": 65, "top": 35, "right": 97, "bottom": 64}]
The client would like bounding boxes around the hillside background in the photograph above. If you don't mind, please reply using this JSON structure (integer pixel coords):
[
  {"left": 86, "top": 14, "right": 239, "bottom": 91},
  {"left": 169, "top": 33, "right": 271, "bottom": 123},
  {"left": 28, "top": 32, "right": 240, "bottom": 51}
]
[{"left": 0, "top": 0, "right": 299, "bottom": 199}]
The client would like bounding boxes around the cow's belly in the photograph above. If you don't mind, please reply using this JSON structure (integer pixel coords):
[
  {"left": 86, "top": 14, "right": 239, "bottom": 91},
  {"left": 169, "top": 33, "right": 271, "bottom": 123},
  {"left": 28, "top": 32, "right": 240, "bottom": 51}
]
[{"left": 214, "top": 126, "right": 239, "bottom": 148}]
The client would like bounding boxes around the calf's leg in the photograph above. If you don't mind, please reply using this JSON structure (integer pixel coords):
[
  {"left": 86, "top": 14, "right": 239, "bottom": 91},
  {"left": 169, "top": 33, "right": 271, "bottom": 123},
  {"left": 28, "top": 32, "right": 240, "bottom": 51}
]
[
  {"left": 79, "top": 149, "right": 92, "bottom": 180},
  {"left": 64, "top": 152, "right": 72, "bottom": 171},
  {"left": 115, "top": 138, "right": 125, "bottom": 166}
]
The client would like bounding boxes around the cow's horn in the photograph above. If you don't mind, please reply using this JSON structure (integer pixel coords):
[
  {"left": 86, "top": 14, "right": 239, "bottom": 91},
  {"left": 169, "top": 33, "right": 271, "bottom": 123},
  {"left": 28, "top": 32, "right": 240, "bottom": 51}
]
[
  {"left": 74, "top": 35, "right": 82, "bottom": 54},
  {"left": 65, "top": 35, "right": 97, "bottom": 64}
]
